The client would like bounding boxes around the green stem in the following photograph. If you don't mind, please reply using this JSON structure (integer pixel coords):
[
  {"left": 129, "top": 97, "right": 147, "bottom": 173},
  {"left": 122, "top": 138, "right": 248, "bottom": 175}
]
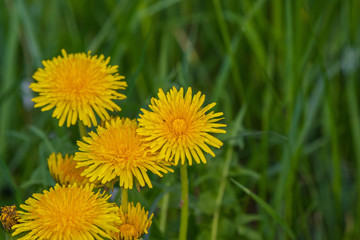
[
  {"left": 78, "top": 121, "right": 87, "bottom": 139},
  {"left": 121, "top": 187, "right": 128, "bottom": 213},
  {"left": 179, "top": 164, "right": 189, "bottom": 240}
]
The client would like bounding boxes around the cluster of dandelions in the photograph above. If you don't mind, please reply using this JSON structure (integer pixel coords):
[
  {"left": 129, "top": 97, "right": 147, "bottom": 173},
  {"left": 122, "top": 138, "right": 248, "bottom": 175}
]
[{"left": 0, "top": 50, "right": 226, "bottom": 240}]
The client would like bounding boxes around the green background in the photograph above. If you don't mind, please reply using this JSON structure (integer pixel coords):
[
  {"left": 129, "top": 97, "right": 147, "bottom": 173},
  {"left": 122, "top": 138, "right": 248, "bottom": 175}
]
[{"left": 0, "top": 0, "right": 359, "bottom": 239}]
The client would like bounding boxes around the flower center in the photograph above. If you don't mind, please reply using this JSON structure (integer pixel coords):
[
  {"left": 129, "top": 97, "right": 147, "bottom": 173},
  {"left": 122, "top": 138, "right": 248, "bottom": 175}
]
[
  {"left": 119, "top": 223, "right": 136, "bottom": 236},
  {"left": 55, "top": 208, "right": 82, "bottom": 230},
  {"left": 171, "top": 118, "right": 187, "bottom": 136},
  {"left": 100, "top": 126, "right": 143, "bottom": 164}
]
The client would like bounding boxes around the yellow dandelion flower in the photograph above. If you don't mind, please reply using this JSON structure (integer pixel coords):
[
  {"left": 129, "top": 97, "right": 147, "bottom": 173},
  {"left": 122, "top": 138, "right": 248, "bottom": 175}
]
[
  {"left": 137, "top": 87, "right": 226, "bottom": 165},
  {"left": 30, "top": 49, "right": 127, "bottom": 127},
  {"left": 12, "top": 184, "right": 120, "bottom": 240},
  {"left": 1, "top": 205, "right": 19, "bottom": 232},
  {"left": 48, "top": 152, "right": 92, "bottom": 186},
  {"left": 74, "top": 117, "right": 173, "bottom": 189},
  {"left": 112, "top": 202, "right": 153, "bottom": 240}
]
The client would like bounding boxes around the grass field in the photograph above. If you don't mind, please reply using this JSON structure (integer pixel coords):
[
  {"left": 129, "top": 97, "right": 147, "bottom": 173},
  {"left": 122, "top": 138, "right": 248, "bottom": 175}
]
[{"left": 0, "top": 0, "right": 359, "bottom": 239}]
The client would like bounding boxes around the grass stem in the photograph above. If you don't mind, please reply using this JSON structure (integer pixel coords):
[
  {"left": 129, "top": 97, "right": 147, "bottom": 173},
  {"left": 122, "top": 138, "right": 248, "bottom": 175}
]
[
  {"left": 211, "top": 146, "right": 233, "bottom": 240},
  {"left": 159, "top": 187, "right": 170, "bottom": 233}
]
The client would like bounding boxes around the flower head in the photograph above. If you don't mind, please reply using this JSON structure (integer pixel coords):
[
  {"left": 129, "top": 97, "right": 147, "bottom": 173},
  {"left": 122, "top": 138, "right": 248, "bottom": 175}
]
[
  {"left": 137, "top": 87, "right": 226, "bottom": 165},
  {"left": 1, "top": 205, "right": 19, "bottom": 232},
  {"left": 48, "top": 152, "right": 92, "bottom": 186},
  {"left": 30, "top": 49, "right": 127, "bottom": 127},
  {"left": 74, "top": 117, "right": 173, "bottom": 189},
  {"left": 12, "top": 184, "right": 120, "bottom": 240},
  {"left": 112, "top": 202, "right": 153, "bottom": 240}
]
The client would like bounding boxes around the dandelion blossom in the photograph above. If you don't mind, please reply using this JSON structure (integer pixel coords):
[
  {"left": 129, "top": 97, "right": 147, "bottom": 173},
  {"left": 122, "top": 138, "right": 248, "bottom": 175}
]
[
  {"left": 48, "top": 152, "right": 91, "bottom": 186},
  {"left": 0, "top": 205, "right": 19, "bottom": 232},
  {"left": 137, "top": 87, "right": 226, "bottom": 165},
  {"left": 74, "top": 117, "right": 173, "bottom": 189},
  {"left": 30, "top": 49, "right": 127, "bottom": 127},
  {"left": 112, "top": 202, "right": 153, "bottom": 240},
  {"left": 12, "top": 184, "right": 120, "bottom": 240}
]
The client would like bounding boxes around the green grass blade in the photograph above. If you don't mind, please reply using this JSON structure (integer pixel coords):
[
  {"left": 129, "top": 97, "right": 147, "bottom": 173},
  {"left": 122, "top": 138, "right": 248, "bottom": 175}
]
[
  {"left": 28, "top": 125, "right": 56, "bottom": 153},
  {"left": 346, "top": 77, "right": 360, "bottom": 237},
  {"left": 211, "top": 106, "right": 246, "bottom": 240},
  {"left": 15, "top": 0, "right": 42, "bottom": 66},
  {"left": 212, "top": 0, "right": 244, "bottom": 103},
  {"left": 87, "top": 1, "right": 127, "bottom": 52},
  {"left": 231, "top": 179, "right": 295, "bottom": 240}
]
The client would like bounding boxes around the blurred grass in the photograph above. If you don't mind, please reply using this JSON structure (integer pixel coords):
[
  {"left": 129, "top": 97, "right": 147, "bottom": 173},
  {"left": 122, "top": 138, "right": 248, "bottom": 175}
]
[{"left": 1, "top": 0, "right": 359, "bottom": 239}]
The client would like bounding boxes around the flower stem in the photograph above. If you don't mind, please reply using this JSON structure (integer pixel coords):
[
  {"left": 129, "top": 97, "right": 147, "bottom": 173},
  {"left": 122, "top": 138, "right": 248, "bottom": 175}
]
[
  {"left": 78, "top": 121, "right": 87, "bottom": 139},
  {"left": 121, "top": 187, "right": 128, "bottom": 213},
  {"left": 179, "top": 163, "right": 189, "bottom": 240}
]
